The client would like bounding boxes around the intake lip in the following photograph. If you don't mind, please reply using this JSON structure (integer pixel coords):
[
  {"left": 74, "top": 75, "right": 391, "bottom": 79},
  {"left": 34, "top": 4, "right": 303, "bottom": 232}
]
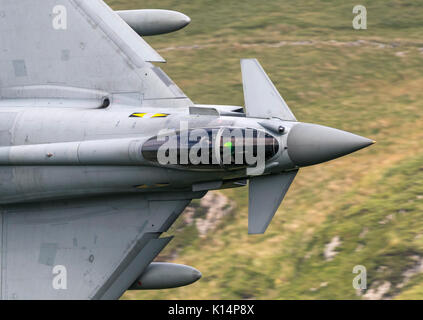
[{"left": 287, "top": 123, "right": 374, "bottom": 167}]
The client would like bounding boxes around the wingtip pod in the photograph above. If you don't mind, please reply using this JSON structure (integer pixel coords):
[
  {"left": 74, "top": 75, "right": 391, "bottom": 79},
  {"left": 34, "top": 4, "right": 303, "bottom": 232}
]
[
  {"left": 129, "top": 263, "right": 202, "bottom": 290},
  {"left": 117, "top": 9, "right": 191, "bottom": 37}
]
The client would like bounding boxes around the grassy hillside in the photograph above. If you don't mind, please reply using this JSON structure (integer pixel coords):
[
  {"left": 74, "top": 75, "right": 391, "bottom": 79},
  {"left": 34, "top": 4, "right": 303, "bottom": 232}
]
[{"left": 106, "top": 0, "right": 423, "bottom": 299}]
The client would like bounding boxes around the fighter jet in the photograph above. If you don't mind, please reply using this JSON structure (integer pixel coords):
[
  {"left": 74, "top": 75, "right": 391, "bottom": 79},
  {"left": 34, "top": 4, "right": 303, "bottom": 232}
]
[{"left": 0, "top": 0, "right": 374, "bottom": 299}]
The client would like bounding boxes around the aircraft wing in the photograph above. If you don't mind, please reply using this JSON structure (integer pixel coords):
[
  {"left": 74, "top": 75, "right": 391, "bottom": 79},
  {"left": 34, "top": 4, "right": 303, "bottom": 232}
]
[
  {"left": 0, "top": 192, "right": 203, "bottom": 300},
  {"left": 0, "top": 0, "right": 191, "bottom": 107}
]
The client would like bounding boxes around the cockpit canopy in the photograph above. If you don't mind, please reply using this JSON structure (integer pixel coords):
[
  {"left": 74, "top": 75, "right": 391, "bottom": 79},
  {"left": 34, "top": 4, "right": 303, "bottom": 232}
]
[{"left": 142, "top": 127, "right": 279, "bottom": 170}]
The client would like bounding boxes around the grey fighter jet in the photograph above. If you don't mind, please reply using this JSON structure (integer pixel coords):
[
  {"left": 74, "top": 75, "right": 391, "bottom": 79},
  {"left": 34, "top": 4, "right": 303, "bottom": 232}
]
[{"left": 0, "top": 0, "right": 374, "bottom": 300}]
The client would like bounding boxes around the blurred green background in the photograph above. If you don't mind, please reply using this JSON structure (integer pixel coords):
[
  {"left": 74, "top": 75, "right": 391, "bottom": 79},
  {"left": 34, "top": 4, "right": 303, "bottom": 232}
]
[{"left": 107, "top": 0, "right": 423, "bottom": 299}]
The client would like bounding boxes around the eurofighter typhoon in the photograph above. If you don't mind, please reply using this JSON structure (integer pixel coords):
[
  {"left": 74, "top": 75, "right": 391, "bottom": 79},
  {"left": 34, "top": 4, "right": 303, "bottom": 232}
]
[{"left": 0, "top": 0, "right": 374, "bottom": 299}]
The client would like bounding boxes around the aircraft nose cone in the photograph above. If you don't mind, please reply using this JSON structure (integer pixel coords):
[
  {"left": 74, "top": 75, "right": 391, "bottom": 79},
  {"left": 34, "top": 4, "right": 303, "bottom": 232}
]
[
  {"left": 287, "top": 123, "right": 374, "bottom": 167},
  {"left": 192, "top": 269, "right": 202, "bottom": 282}
]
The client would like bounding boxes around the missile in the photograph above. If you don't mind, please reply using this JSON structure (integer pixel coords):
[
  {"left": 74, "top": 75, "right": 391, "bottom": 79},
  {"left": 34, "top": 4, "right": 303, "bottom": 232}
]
[
  {"left": 116, "top": 9, "right": 191, "bottom": 36},
  {"left": 129, "top": 263, "right": 202, "bottom": 290}
]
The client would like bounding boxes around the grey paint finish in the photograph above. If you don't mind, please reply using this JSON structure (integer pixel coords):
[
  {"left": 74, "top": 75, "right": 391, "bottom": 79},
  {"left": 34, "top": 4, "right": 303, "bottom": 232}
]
[
  {"left": 39, "top": 243, "right": 58, "bottom": 266},
  {"left": 0, "top": 194, "right": 192, "bottom": 300},
  {"left": 0, "top": 112, "right": 17, "bottom": 146},
  {"left": 248, "top": 170, "right": 298, "bottom": 234},
  {"left": 0, "top": 0, "right": 192, "bottom": 106},
  {"left": 287, "top": 123, "right": 374, "bottom": 167},
  {"left": 95, "top": 236, "right": 173, "bottom": 300},
  {"left": 0, "top": 0, "right": 374, "bottom": 300},
  {"left": 12, "top": 60, "right": 27, "bottom": 77},
  {"left": 241, "top": 59, "right": 297, "bottom": 121}
]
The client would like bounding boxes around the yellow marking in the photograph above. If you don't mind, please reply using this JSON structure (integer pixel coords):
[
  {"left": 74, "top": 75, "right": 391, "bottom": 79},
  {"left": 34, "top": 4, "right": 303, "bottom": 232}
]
[
  {"left": 151, "top": 113, "right": 169, "bottom": 118},
  {"left": 130, "top": 113, "right": 147, "bottom": 118},
  {"left": 136, "top": 183, "right": 169, "bottom": 189},
  {"left": 154, "top": 183, "right": 170, "bottom": 188}
]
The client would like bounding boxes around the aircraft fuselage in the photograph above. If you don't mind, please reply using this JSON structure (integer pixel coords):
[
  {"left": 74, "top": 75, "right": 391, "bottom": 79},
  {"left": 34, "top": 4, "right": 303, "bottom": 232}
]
[{"left": 0, "top": 105, "right": 296, "bottom": 204}]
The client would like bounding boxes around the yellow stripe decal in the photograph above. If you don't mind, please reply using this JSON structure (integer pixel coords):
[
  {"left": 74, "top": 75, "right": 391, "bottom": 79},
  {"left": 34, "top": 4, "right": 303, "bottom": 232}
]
[
  {"left": 135, "top": 183, "right": 170, "bottom": 189},
  {"left": 151, "top": 113, "right": 169, "bottom": 118},
  {"left": 154, "top": 183, "right": 170, "bottom": 188},
  {"left": 130, "top": 113, "right": 147, "bottom": 118},
  {"left": 130, "top": 113, "right": 169, "bottom": 118}
]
